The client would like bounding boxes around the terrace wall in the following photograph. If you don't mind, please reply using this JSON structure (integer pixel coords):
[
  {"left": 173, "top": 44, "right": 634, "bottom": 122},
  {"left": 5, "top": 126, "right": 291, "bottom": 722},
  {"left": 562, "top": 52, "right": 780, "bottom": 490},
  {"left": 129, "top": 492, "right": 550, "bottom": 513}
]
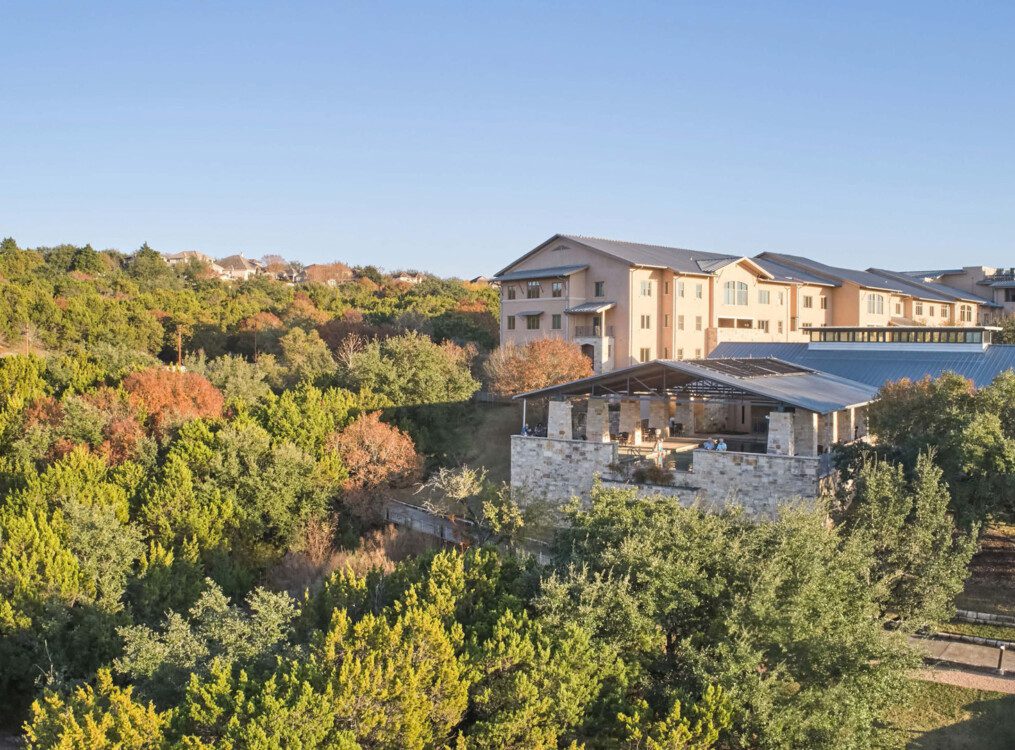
[{"left": 510, "top": 435, "right": 618, "bottom": 501}]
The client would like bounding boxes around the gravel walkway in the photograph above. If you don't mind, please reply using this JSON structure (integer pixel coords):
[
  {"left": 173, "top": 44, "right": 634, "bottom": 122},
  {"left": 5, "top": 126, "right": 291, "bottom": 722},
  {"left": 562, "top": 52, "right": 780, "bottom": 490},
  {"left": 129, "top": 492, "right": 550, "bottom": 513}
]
[{"left": 914, "top": 666, "right": 1015, "bottom": 694}]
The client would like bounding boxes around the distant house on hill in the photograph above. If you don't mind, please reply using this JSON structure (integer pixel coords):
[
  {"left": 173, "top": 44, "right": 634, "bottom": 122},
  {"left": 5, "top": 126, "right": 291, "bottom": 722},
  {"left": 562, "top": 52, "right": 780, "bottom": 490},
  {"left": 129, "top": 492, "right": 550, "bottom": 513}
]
[
  {"left": 305, "top": 262, "right": 354, "bottom": 286},
  {"left": 165, "top": 250, "right": 225, "bottom": 275},
  {"left": 217, "top": 254, "right": 261, "bottom": 281},
  {"left": 392, "top": 271, "right": 428, "bottom": 285}
]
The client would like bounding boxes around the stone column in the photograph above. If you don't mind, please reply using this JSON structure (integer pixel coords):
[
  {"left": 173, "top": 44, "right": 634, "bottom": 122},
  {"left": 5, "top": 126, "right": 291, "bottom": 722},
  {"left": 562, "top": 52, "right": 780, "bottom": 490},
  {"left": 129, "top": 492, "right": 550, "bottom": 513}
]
[
  {"left": 647, "top": 399, "right": 668, "bottom": 435},
  {"left": 792, "top": 410, "right": 818, "bottom": 456},
  {"left": 837, "top": 408, "right": 855, "bottom": 444},
  {"left": 819, "top": 411, "right": 838, "bottom": 452},
  {"left": 547, "top": 400, "right": 573, "bottom": 440},
  {"left": 674, "top": 399, "right": 694, "bottom": 435},
  {"left": 855, "top": 406, "right": 869, "bottom": 440},
  {"left": 585, "top": 397, "right": 611, "bottom": 442},
  {"left": 619, "top": 399, "right": 642, "bottom": 445},
  {"left": 767, "top": 411, "right": 795, "bottom": 456}
]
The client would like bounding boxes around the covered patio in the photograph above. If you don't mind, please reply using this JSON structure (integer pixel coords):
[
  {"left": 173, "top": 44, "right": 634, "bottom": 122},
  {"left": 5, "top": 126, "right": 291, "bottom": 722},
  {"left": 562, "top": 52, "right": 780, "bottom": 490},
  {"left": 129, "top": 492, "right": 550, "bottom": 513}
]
[{"left": 510, "top": 358, "right": 877, "bottom": 510}]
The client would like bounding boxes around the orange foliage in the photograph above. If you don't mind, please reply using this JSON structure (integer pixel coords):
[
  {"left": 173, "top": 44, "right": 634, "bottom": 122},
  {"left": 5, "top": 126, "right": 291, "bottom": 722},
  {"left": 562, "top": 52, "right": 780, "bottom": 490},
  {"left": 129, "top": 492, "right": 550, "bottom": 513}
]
[
  {"left": 330, "top": 412, "right": 422, "bottom": 491},
  {"left": 305, "top": 262, "right": 354, "bottom": 284},
  {"left": 122, "top": 368, "right": 224, "bottom": 432},
  {"left": 484, "top": 339, "right": 593, "bottom": 396}
]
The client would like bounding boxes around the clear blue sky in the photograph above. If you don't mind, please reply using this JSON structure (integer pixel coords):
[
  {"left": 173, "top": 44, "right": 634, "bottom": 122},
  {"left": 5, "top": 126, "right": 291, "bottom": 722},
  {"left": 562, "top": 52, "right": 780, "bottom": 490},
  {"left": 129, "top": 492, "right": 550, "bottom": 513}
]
[{"left": 2, "top": 2, "right": 1013, "bottom": 277}]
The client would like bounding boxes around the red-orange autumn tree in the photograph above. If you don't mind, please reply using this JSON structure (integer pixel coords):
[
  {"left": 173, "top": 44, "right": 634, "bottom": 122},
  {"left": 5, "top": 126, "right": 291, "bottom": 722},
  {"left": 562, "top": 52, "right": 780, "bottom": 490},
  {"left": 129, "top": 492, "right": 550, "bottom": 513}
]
[
  {"left": 122, "top": 368, "right": 224, "bottom": 433},
  {"left": 330, "top": 411, "right": 422, "bottom": 521},
  {"left": 484, "top": 339, "right": 593, "bottom": 396},
  {"left": 332, "top": 412, "right": 422, "bottom": 490}
]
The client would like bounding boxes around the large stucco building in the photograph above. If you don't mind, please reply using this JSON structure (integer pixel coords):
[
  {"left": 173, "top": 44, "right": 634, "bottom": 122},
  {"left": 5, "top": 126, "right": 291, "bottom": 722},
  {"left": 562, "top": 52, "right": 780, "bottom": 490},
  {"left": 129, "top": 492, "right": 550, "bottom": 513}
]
[{"left": 495, "top": 234, "right": 1002, "bottom": 372}]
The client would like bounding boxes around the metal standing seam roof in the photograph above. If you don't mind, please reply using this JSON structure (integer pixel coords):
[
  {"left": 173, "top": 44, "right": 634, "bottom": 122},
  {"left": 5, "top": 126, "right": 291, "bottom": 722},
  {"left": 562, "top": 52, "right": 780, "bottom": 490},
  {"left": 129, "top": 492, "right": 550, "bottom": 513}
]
[
  {"left": 709, "top": 342, "right": 1015, "bottom": 389},
  {"left": 757, "top": 252, "right": 912, "bottom": 293},
  {"left": 513, "top": 310, "right": 544, "bottom": 317},
  {"left": 495, "top": 264, "right": 588, "bottom": 282},
  {"left": 868, "top": 268, "right": 997, "bottom": 305},
  {"left": 750, "top": 256, "right": 841, "bottom": 287},
  {"left": 513, "top": 357, "right": 877, "bottom": 414},
  {"left": 563, "top": 301, "right": 617, "bottom": 314},
  {"left": 559, "top": 235, "right": 739, "bottom": 274}
]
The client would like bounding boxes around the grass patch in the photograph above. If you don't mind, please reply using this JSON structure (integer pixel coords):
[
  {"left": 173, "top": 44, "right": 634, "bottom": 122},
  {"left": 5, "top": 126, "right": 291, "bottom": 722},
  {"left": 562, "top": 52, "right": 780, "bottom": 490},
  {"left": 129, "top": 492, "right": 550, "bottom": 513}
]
[
  {"left": 937, "top": 620, "right": 1015, "bottom": 642},
  {"left": 883, "top": 680, "right": 1015, "bottom": 749}
]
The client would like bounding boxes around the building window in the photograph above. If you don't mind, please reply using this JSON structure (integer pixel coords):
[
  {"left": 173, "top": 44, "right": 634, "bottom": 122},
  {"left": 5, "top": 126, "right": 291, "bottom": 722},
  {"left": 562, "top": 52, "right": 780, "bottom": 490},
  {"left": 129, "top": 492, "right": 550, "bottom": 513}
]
[
  {"left": 1007, "top": 289, "right": 1015, "bottom": 302},
  {"left": 695, "top": 284, "right": 703, "bottom": 299},
  {"left": 867, "top": 294, "right": 885, "bottom": 315},
  {"left": 928, "top": 305, "right": 935, "bottom": 317},
  {"left": 640, "top": 315, "right": 651, "bottom": 329},
  {"left": 777, "top": 320, "right": 784, "bottom": 333},
  {"left": 895, "top": 302, "right": 902, "bottom": 315},
  {"left": 695, "top": 316, "right": 702, "bottom": 331},
  {"left": 507, "top": 287, "right": 516, "bottom": 300},
  {"left": 664, "top": 314, "right": 670, "bottom": 327},
  {"left": 802, "top": 295, "right": 813, "bottom": 309},
  {"left": 664, "top": 281, "right": 670, "bottom": 294},
  {"left": 724, "top": 281, "right": 748, "bottom": 305},
  {"left": 551, "top": 281, "right": 563, "bottom": 298},
  {"left": 551, "top": 314, "right": 561, "bottom": 330},
  {"left": 820, "top": 297, "right": 828, "bottom": 310},
  {"left": 526, "top": 315, "right": 540, "bottom": 330},
  {"left": 640, "top": 347, "right": 651, "bottom": 362},
  {"left": 640, "top": 280, "right": 652, "bottom": 296},
  {"left": 677, "top": 315, "right": 685, "bottom": 330},
  {"left": 758, "top": 289, "right": 770, "bottom": 304},
  {"left": 778, "top": 291, "right": 784, "bottom": 305},
  {"left": 527, "top": 281, "right": 540, "bottom": 299},
  {"left": 960, "top": 304, "right": 973, "bottom": 322},
  {"left": 677, "top": 348, "right": 684, "bottom": 360},
  {"left": 663, "top": 347, "right": 669, "bottom": 358},
  {"left": 695, "top": 348, "right": 702, "bottom": 358},
  {"left": 759, "top": 320, "right": 769, "bottom": 332},
  {"left": 915, "top": 302, "right": 923, "bottom": 316},
  {"left": 677, "top": 281, "right": 685, "bottom": 298},
  {"left": 507, "top": 316, "right": 515, "bottom": 330},
  {"left": 594, "top": 281, "right": 605, "bottom": 297}
]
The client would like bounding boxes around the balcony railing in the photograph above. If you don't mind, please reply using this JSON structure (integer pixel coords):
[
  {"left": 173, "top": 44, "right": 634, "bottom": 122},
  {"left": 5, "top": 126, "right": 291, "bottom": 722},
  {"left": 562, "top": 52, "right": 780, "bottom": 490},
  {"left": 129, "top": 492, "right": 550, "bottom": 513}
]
[{"left": 574, "top": 325, "right": 614, "bottom": 337}]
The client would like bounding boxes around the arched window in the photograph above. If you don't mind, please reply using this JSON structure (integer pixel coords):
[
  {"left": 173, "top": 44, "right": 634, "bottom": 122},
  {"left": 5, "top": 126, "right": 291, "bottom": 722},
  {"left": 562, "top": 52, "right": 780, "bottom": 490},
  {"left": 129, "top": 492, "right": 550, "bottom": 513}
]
[{"left": 723, "top": 281, "right": 749, "bottom": 306}]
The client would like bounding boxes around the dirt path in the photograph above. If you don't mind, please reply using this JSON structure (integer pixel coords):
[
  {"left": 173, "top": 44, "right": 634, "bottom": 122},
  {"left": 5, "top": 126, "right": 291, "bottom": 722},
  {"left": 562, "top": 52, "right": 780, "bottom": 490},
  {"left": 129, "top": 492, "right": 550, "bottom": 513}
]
[{"left": 914, "top": 667, "right": 1015, "bottom": 694}]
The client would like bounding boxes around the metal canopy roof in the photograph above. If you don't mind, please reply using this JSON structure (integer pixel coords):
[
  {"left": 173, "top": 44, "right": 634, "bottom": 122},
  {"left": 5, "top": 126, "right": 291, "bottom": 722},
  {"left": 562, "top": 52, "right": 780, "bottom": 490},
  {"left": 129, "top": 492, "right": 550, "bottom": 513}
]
[
  {"left": 513, "top": 357, "right": 877, "bottom": 414},
  {"left": 709, "top": 342, "right": 1015, "bottom": 389},
  {"left": 495, "top": 264, "right": 588, "bottom": 282},
  {"left": 514, "top": 310, "right": 544, "bottom": 317},
  {"left": 564, "top": 300, "right": 616, "bottom": 314}
]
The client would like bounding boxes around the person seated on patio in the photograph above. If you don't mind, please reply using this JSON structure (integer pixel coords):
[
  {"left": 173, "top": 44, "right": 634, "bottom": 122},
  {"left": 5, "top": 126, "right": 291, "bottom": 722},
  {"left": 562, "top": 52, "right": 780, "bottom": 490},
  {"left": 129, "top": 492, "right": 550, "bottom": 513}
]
[
  {"left": 702, "top": 437, "right": 715, "bottom": 450},
  {"left": 716, "top": 438, "right": 728, "bottom": 452}
]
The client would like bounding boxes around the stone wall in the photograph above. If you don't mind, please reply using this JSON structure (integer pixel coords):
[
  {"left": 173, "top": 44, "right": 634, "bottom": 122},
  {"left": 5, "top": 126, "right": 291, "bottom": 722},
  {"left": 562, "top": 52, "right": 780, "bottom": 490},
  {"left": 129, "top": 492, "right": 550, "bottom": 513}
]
[
  {"left": 510, "top": 435, "right": 618, "bottom": 501},
  {"left": 690, "top": 449, "right": 824, "bottom": 517}
]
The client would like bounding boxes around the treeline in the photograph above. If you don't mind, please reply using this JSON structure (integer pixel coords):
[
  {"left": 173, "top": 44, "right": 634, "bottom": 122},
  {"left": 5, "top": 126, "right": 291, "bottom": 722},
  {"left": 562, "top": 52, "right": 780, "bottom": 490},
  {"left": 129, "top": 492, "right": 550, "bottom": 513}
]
[{"left": 0, "top": 238, "right": 499, "bottom": 359}]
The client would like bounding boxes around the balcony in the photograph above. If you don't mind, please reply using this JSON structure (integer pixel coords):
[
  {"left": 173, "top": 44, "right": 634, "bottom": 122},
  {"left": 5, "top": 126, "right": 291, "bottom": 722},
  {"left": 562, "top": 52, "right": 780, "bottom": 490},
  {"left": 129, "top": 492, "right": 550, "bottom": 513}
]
[{"left": 574, "top": 324, "right": 614, "bottom": 337}]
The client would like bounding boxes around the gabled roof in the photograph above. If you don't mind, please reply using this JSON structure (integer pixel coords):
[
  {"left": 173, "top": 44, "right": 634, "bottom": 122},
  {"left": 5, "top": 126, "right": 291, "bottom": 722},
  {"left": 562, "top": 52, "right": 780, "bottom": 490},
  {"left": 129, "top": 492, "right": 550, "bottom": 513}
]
[
  {"left": 750, "top": 256, "right": 840, "bottom": 287},
  {"left": 756, "top": 252, "right": 902, "bottom": 292},
  {"left": 869, "top": 268, "right": 999, "bottom": 306},
  {"left": 217, "top": 254, "right": 258, "bottom": 271},
  {"left": 496, "top": 234, "right": 742, "bottom": 278},
  {"left": 495, "top": 264, "right": 588, "bottom": 282},
  {"left": 513, "top": 357, "right": 876, "bottom": 414}
]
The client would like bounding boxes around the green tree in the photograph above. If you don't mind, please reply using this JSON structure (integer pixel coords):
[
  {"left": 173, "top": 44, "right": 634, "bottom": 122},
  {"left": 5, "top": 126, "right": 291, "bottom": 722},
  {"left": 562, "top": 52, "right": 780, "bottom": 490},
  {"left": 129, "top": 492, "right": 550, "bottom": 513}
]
[
  {"left": 845, "top": 452, "right": 977, "bottom": 626},
  {"left": 115, "top": 581, "right": 297, "bottom": 706}
]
